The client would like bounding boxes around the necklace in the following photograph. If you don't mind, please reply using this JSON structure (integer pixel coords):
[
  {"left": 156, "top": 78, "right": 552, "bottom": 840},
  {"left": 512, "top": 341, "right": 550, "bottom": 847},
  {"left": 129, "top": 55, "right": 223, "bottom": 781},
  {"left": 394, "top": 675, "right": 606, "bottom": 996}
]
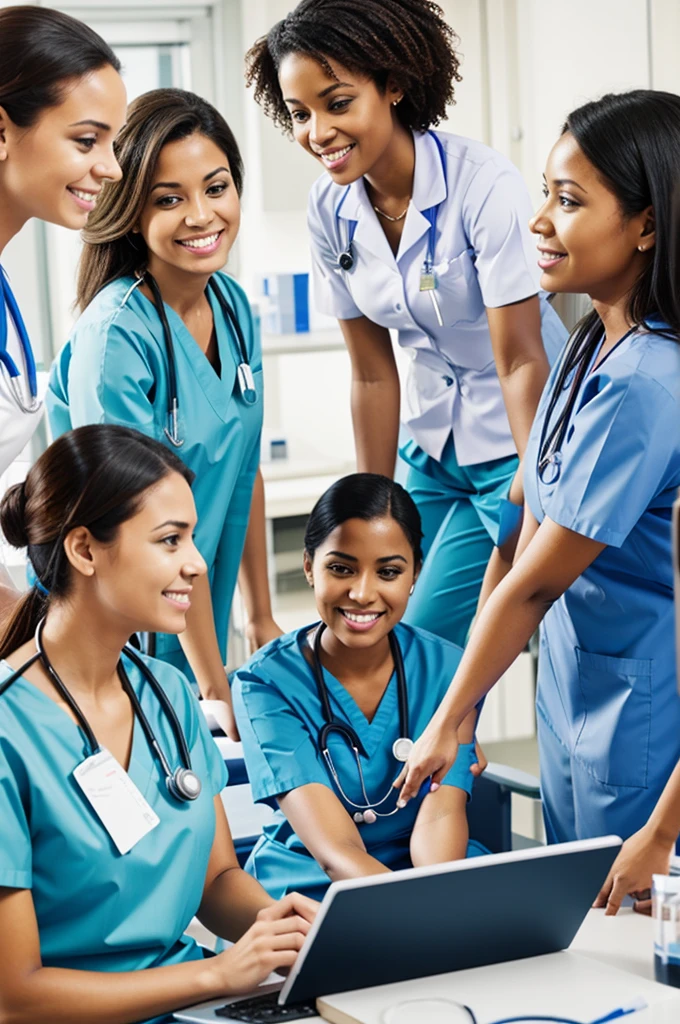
[{"left": 373, "top": 201, "right": 410, "bottom": 222}]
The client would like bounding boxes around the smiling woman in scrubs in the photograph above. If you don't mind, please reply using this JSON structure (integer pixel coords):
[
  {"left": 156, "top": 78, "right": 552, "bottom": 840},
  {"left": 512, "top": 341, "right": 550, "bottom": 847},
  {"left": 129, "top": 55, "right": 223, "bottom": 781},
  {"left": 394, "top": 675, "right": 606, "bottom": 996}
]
[
  {"left": 245, "top": 0, "right": 567, "bottom": 647},
  {"left": 395, "top": 91, "right": 680, "bottom": 893},
  {"left": 232, "top": 474, "right": 486, "bottom": 901},
  {"left": 0, "top": 425, "right": 315, "bottom": 1024},
  {"left": 0, "top": 6, "right": 126, "bottom": 617},
  {"left": 48, "top": 90, "right": 281, "bottom": 738}
]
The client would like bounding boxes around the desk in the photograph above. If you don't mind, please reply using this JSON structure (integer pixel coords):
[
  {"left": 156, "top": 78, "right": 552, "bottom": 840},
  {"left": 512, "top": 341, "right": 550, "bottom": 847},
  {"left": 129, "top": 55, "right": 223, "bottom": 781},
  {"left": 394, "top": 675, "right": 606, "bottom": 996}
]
[{"left": 315, "top": 910, "right": 680, "bottom": 1024}]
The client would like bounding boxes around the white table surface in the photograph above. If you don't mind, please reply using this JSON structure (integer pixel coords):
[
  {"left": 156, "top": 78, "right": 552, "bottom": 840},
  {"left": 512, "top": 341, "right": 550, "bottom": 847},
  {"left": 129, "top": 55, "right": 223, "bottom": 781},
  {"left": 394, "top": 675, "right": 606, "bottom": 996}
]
[{"left": 315, "top": 909, "right": 680, "bottom": 1024}]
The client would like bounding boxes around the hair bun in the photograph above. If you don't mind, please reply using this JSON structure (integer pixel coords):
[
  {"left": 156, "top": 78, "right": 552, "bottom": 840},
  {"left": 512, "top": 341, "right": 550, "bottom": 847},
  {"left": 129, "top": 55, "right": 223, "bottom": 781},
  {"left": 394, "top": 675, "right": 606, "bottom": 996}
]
[{"left": 0, "top": 481, "right": 30, "bottom": 548}]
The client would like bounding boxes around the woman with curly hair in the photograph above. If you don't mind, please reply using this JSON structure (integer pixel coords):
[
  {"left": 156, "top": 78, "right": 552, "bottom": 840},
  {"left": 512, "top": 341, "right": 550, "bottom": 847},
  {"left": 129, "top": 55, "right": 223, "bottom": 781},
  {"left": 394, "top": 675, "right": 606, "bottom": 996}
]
[{"left": 246, "top": 0, "right": 567, "bottom": 647}]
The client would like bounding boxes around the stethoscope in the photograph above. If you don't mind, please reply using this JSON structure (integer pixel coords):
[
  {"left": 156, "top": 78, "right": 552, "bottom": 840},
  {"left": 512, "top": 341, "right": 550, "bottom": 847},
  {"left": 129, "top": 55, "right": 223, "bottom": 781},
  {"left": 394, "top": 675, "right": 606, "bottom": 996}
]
[
  {"left": 537, "top": 321, "right": 636, "bottom": 486},
  {"left": 0, "top": 266, "right": 40, "bottom": 414},
  {"left": 311, "top": 623, "right": 413, "bottom": 825},
  {"left": 335, "top": 130, "right": 448, "bottom": 328},
  {"left": 136, "top": 270, "right": 257, "bottom": 449},
  {"left": 0, "top": 618, "right": 202, "bottom": 803}
]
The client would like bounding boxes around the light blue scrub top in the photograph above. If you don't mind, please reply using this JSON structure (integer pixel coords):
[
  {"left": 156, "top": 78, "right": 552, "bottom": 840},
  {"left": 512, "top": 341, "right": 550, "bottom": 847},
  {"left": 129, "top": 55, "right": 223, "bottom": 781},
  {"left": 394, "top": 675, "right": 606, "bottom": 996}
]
[
  {"left": 47, "top": 272, "right": 263, "bottom": 675},
  {"left": 232, "top": 622, "right": 484, "bottom": 900},
  {"left": 524, "top": 320, "right": 680, "bottom": 841},
  {"left": 0, "top": 653, "right": 227, "bottom": 1024}
]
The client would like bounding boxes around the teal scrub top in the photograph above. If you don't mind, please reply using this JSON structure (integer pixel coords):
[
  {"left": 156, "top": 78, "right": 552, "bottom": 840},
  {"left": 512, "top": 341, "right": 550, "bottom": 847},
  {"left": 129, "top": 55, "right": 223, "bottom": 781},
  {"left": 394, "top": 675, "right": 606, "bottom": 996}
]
[
  {"left": 232, "top": 622, "right": 484, "bottom": 900},
  {"left": 524, "top": 320, "right": 680, "bottom": 839},
  {"left": 47, "top": 272, "right": 263, "bottom": 675},
  {"left": 0, "top": 652, "right": 227, "bottom": 1024}
]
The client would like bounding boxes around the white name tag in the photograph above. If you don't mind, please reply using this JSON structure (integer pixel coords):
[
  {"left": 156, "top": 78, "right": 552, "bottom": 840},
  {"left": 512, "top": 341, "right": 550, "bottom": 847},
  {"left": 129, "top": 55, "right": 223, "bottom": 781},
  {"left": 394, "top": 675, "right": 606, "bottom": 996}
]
[{"left": 73, "top": 747, "right": 160, "bottom": 855}]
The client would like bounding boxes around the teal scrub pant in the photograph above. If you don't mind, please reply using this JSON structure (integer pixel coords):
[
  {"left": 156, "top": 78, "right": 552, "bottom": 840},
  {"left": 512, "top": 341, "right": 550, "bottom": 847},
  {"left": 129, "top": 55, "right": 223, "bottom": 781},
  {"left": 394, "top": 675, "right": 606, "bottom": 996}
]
[{"left": 400, "top": 437, "right": 519, "bottom": 648}]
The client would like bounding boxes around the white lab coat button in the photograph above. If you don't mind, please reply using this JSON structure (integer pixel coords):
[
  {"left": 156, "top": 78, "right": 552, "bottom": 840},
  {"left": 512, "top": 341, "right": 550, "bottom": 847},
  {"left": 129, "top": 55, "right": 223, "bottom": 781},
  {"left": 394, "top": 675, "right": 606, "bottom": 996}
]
[{"left": 460, "top": 382, "right": 470, "bottom": 397}]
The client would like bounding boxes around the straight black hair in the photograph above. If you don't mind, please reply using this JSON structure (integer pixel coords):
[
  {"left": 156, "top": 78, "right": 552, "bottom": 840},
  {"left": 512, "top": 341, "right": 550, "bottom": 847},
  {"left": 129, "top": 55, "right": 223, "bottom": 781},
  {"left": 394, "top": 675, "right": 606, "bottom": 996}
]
[
  {"left": 565, "top": 89, "right": 680, "bottom": 340},
  {"left": 0, "top": 425, "right": 193, "bottom": 658},
  {"left": 540, "top": 90, "right": 680, "bottom": 467},
  {"left": 0, "top": 6, "right": 121, "bottom": 129},
  {"left": 304, "top": 473, "right": 423, "bottom": 566}
]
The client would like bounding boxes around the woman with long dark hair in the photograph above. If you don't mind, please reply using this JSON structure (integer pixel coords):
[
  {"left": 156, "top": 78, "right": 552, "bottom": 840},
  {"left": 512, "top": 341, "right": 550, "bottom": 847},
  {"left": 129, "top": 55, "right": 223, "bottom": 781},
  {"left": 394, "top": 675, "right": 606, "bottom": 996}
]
[
  {"left": 0, "top": 425, "right": 314, "bottom": 1024},
  {"left": 395, "top": 91, "right": 680, "bottom": 910},
  {"left": 48, "top": 89, "right": 281, "bottom": 738},
  {"left": 0, "top": 4, "right": 125, "bottom": 613},
  {"left": 246, "top": 0, "right": 566, "bottom": 648}
]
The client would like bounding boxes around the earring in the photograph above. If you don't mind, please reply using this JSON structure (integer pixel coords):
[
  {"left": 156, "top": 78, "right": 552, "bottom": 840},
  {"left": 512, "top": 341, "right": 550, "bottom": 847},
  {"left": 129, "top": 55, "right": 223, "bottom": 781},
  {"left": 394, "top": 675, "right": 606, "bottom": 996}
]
[
  {"left": 392, "top": 99, "right": 400, "bottom": 107},
  {"left": 638, "top": 245, "right": 648, "bottom": 252},
  {"left": 409, "top": 584, "right": 415, "bottom": 595}
]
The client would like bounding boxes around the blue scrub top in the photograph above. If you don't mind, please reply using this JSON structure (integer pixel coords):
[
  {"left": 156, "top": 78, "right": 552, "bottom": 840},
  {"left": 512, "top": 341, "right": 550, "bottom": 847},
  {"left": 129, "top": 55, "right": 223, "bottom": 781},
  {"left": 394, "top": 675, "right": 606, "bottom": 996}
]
[
  {"left": 0, "top": 653, "right": 227, "bottom": 1024},
  {"left": 47, "top": 272, "right": 263, "bottom": 674},
  {"left": 524, "top": 320, "right": 680, "bottom": 836},
  {"left": 232, "top": 622, "right": 483, "bottom": 899}
]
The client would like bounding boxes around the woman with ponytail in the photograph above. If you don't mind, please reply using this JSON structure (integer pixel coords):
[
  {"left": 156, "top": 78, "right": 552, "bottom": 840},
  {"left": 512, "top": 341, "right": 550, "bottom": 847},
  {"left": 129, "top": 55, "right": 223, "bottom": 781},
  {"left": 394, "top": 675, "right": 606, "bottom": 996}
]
[
  {"left": 0, "top": 425, "right": 315, "bottom": 1024},
  {"left": 395, "top": 91, "right": 680, "bottom": 910}
]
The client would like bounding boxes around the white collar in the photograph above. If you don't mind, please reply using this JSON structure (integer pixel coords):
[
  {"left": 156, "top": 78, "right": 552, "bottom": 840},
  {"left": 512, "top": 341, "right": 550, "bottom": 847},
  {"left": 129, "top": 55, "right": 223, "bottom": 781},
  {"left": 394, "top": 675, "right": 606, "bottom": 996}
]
[{"left": 334, "top": 131, "right": 448, "bottom": 266}]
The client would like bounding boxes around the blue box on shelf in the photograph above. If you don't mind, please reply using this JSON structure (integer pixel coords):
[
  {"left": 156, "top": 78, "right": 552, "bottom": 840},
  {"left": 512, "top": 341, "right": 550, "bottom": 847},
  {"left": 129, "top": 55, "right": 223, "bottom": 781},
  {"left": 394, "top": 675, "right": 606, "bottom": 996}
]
[{"left": 262, "top": 273, "right": 309, "bottom": 334}]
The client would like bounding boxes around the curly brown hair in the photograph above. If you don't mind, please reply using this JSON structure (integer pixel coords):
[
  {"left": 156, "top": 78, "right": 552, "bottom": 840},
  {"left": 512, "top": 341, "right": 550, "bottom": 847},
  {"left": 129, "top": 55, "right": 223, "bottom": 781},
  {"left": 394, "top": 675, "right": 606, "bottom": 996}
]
[{"left": 245, "top": 0, "right": 462, "bottom": 137}]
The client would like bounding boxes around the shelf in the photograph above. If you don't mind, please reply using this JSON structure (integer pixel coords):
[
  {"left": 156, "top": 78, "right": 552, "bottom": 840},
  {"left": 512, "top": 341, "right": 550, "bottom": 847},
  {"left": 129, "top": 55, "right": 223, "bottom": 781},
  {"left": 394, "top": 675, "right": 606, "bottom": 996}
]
[
  {"left": 264, "top": 469, "right": 355, "bottom": 520},
  {"left": 261, "top": 328, "right": 345, "bottom": 356}
]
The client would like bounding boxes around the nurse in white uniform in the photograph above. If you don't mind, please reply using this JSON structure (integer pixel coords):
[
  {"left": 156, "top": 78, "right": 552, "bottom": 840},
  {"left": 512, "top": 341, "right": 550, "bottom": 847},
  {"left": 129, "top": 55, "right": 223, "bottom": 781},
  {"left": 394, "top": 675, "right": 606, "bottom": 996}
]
[
  {"left": 0, "top": 6, "right": 126, "bottom": 614},
  {"left": 246, "top": 0, "right": 567, "bottom": 645}
]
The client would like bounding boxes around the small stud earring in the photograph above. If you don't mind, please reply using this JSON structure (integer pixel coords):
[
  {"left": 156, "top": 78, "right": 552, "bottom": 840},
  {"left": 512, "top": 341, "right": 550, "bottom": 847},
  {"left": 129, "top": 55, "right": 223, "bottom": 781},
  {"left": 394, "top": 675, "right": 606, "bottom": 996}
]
[
  {"left": 392, "top": 99, "right": 400, "bottom": 107},
  {"left": 638, "top": 245, "right": 646, "bottom": 252}
]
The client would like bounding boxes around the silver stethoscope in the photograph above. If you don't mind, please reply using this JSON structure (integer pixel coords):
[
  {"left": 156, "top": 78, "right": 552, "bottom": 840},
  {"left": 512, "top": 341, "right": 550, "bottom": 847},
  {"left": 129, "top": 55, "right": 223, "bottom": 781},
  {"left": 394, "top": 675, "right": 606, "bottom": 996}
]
[
  {"left": 133, "top": 270, "right": 257, "bottom": 449},
  {"left": 334, "top": 130, "right": 448, "bottom": 328},
  {"left": 0, "top": 618, "right": 202, "bottom": 803},
  {"left": 311, "top": 623, "right": 413, "bottom": 825},
  {"left": 0, "top": 266, "right": 41, "bottom": 414}
]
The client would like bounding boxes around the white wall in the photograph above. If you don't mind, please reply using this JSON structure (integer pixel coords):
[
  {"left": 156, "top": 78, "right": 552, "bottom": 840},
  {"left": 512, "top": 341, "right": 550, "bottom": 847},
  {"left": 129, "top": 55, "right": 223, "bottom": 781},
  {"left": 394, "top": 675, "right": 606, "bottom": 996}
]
[{"left": 234, "top": 0, "right": 680, "bottom": 465}]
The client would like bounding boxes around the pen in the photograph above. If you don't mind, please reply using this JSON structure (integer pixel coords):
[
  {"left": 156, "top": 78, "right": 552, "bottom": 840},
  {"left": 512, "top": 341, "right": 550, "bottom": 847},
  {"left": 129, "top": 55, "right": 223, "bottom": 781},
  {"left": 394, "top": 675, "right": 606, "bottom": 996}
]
[{"left": 591, "top": 996, "right": 648, "bottom": 1023}]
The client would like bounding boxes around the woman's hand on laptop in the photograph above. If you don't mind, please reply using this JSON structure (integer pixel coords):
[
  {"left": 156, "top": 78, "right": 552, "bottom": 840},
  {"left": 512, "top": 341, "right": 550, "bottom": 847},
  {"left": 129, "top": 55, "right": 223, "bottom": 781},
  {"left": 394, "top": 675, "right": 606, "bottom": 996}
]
[
  {"left": 211, "top": 893, "right": 319, "bottom": 995},
  {"left": 593, "top": 824, "right": 674, "bottom": 916},
  {"left": 394, "top": 715, "right": 459, "bottom": 806}
]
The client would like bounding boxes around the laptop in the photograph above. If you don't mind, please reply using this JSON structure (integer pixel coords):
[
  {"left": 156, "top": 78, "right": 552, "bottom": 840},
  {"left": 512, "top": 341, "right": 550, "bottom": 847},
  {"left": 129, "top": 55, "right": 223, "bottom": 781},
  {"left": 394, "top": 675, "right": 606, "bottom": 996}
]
[{"left": 174, "top": 835, "right": 621, "bottom": 1024}]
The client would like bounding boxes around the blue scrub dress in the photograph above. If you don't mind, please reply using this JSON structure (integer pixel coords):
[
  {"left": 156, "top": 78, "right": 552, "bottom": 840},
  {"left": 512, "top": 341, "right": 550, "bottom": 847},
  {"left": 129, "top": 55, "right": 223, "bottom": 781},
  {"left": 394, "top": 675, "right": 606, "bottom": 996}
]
[
  {"left": 232, "top": 622, "right": 486, "bottom": 901},
  {"left": 524, "top": 321, "right": 680, "bottom": 843},
  {"left": 0, "top": 653, "right": 227, "bottom": 1024},
  {"left": 47, "top": 272, "right": 263, "bottom": 676}
]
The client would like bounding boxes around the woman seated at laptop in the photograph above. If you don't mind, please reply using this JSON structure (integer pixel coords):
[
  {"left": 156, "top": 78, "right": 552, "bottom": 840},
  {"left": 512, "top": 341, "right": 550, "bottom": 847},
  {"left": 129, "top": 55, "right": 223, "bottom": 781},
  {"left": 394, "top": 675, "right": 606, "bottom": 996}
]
[
  {"left": 232, "top": 474, "right": 487, "bottom": 901},
  {"left": 0, "top": 426, "right": 315, "bottom": 1024}
]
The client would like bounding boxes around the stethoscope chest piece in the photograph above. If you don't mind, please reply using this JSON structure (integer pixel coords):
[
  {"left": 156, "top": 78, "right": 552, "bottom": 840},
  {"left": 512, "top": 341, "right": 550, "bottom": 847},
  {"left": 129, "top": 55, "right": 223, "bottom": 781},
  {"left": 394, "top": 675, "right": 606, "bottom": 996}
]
[
  {"left": 167, "top": 766, "right": 201, "bottom": 801},
  {"left": 237, "top": 362, "right": 258, "bottom": 405},
  {"left": 538, "top": 450, "right": 562, "bottom": 485},
  {"left": 392, "top": 737, "right": 413, "bottom": 762},
  {"left": 339, "top": 249, "right": 355, "bottom": 272}
]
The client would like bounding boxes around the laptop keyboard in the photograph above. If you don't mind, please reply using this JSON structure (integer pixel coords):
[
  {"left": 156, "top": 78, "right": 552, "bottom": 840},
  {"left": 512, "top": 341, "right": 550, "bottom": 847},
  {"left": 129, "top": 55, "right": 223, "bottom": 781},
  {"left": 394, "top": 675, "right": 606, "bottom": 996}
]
[{"left": 215, "top": 991, "right": 318, "bottom": 1022}]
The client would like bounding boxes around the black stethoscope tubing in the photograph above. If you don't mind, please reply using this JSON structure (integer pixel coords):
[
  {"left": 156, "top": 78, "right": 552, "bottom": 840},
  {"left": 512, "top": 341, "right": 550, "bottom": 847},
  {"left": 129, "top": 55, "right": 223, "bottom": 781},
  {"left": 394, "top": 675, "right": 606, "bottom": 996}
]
[
  {"left": 537, "top": 320, "right": 638, "bottom": 487},
  {"left": 0, "top": 619, "right": 201, "bottom": 802},
  {"left": 311, "top": 623, "right": 409, "bottom": 758},
  {"left": 143, "top": 271, "right": 255, "bottom": 449},
  {"left": 537, "top": 319, "right": 603, "bottom": 485}
]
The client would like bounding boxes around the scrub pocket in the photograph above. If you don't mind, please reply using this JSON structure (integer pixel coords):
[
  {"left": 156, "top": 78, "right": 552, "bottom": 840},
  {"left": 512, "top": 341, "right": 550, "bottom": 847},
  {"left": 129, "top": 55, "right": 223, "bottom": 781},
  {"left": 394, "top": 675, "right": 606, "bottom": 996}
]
[
  {"left": 573, "top": 648, "right": 652, "bottom": 789},
  {"left": 435, "top": 248, "right": 485, "bottom": 331}
]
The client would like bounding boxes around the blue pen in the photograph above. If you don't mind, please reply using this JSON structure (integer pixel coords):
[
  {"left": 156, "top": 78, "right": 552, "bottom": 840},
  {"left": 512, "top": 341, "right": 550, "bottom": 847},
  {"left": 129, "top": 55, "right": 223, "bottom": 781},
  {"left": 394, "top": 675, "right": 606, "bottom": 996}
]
[{"left": 591, "top": 996, "right": 648, "bottom": 1023}]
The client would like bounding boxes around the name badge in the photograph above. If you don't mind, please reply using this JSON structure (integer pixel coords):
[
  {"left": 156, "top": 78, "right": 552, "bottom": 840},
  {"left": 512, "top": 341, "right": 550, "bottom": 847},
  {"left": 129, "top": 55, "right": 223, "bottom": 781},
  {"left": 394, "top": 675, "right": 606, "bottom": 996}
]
[{"left": 74, "top": 747, "right": 160, "bottom": 855}]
